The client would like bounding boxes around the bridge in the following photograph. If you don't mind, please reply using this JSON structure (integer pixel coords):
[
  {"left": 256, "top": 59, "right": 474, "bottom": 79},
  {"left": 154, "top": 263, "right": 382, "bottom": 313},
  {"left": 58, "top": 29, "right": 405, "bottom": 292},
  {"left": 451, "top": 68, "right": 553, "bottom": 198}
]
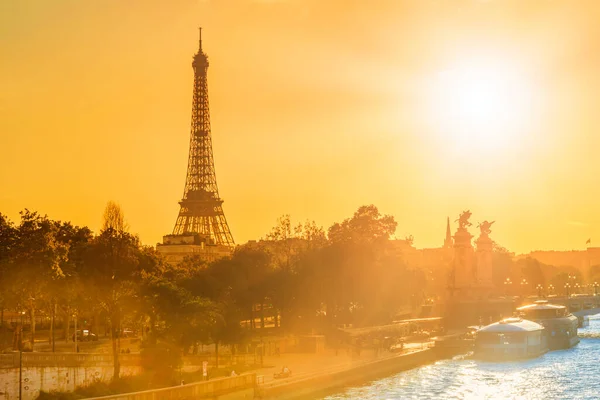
[{"left": 538, "top": 295, "right": 600, "bottom": 318}]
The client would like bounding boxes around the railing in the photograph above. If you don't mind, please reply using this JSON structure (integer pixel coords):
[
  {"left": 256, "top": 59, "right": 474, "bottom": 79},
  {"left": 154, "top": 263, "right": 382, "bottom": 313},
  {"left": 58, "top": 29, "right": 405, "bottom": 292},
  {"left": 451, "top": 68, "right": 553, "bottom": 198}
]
[
  {"left": 0, "top": 352, "right": 141, "bottom": 369},
  {"left": 0, "top": 351, "right": 255, "bottom": 369},
  {"left": 182, "top": 353, "right": 255, "bottom": 367}
]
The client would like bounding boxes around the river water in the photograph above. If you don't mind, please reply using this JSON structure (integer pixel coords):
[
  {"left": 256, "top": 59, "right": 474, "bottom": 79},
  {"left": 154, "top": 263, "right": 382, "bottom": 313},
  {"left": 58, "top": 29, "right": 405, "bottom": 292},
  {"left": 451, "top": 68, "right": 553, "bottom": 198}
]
[{"left": 324, "top": 317, "right": 600, "bottom": 400}]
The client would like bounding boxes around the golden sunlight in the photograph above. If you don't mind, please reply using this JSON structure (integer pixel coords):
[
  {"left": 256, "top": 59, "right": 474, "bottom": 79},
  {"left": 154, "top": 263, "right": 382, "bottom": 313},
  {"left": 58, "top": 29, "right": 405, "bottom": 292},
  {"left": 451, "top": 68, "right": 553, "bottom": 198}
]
[{"left": 429, "top": 56, "right": 535, "bottom": 153}]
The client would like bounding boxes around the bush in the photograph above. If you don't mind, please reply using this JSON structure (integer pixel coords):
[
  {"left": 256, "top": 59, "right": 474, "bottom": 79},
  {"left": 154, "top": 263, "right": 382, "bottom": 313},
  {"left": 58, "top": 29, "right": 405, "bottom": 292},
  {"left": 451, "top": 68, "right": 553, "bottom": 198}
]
[
  {"left": 140, "top": 344, "right": 182, "bottom": 387},
  {"left": 36, "top": 391, "right": 80, "bottom": 400},
  {"left": 36, "top": 377, "right": 146, "bottom": 400}
]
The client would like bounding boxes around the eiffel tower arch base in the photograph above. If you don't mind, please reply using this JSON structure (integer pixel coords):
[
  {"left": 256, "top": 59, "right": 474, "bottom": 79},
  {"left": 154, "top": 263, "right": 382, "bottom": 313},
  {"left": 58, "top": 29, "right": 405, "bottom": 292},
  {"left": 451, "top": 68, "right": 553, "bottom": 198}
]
[{"left": 157, "top": 233, "right": 232, "bottom": 265}]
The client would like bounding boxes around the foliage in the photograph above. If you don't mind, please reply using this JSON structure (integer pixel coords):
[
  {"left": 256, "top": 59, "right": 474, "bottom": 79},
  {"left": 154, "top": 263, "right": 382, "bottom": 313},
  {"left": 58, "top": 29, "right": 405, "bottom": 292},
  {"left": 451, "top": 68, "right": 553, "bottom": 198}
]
[
  {"left": 328, "top": 205, "right": 397, "bottom": 244},
  {"left": 140, "top": 343, "right": 183, "bottom": 386},
  {"left": 36, "top": 375, "right": 151, "bottom": 400},
  {"left": 11, "top": 201, "right": 592, "bottom": 371},
  {"left": 140, "top": 272, "right": 214, "bottom": 350}
]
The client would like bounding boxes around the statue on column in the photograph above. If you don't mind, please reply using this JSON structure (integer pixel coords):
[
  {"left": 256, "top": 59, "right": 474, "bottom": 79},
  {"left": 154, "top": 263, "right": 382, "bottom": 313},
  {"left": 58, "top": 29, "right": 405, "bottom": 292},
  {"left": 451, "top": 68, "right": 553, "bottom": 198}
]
[{"left": 452, "top": 210, "right": 475, "bottom": 293}]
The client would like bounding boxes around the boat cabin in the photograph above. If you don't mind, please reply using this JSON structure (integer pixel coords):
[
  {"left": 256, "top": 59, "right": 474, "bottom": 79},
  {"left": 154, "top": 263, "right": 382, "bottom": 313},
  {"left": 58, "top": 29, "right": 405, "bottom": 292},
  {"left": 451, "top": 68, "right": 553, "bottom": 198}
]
[
  {"left": 516, "top": 300, "right": 579, "bottom": 350},
  {"left": 475, "top": 318, "right": 547, "bottom": 361},
  {"left": 517, "top": 300, "right": 567, "bottom": 319}
]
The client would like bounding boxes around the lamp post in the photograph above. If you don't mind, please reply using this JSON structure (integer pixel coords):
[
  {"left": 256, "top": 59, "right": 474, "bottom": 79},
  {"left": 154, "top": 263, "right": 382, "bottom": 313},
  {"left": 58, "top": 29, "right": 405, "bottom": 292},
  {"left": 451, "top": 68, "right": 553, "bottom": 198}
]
[
  {"left": 73, "top": 312, "right": 78, "bottom": 353},
  {"left": 565, "top": 283, "right": 571, "bottom": 298},
  {"left": 504, "top": 278, "right": 512, "bottom": 296},
  {"left": 536, "top": 284, "right": 543, "bottom": 298},
  {"left": 548, "top": 284, "right": 555, "bottom": 296},
  {"left": 19, "top": 350, "right": 22, "bottom": 400},
  {"left": 574, "top": 283, "right": 581, "bottom": 295},
  {"left": 594, "top": 282, "right": 599, "bottom": 296},
  {"left": 19, "top": 310, "right": 26, "bottom": 351},
  {"left": 520, "top": 279, "right": 529, "bottom": 296}
]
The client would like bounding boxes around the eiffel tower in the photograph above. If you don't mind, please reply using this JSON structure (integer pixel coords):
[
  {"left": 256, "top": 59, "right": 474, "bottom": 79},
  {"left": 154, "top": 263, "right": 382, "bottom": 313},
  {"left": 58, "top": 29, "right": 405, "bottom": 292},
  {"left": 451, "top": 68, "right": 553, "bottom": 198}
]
[{"left": 158, "top": 29, "right": 234, "bottom": 263}]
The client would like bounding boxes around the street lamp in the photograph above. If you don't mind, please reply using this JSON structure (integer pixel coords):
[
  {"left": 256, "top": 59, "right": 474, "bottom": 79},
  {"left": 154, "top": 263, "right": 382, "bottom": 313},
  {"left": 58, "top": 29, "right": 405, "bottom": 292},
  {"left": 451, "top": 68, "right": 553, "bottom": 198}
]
[
  {"left": 594, "top": 282, "right": 599, "bottom": 296},
  {"left": 19, "top": 311, "right": 25, "bottom": 351},
  {"left": 565, "top": 283, "right": 571, "bottom": 297},
  {"left": 548, "top": 284, "right": 555, "bottom": 295},
  {"left": 574, "top": 283, "right": 581, "bottom": 294},
  {"left": 536, "top": 284, "right": 543, "bottom": 298},
  {"left": 73, "top": 312, "right": 78, "bottom": 353},
  {"left": 504, "top": 278, "right": 512, "bottom": 296},
  {"left": 520, "top": 279, "right": 529, "bottom": 296}
]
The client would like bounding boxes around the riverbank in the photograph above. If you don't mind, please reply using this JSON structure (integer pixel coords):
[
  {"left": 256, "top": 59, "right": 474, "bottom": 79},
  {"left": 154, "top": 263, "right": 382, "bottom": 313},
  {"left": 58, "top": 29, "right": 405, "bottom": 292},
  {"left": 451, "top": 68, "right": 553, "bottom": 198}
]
[
  {"left": 257, "top": 347, "right": 439, "bottom": 399},
  {"left": 322, "top": 318, "right": 600, "bottom": 399}
]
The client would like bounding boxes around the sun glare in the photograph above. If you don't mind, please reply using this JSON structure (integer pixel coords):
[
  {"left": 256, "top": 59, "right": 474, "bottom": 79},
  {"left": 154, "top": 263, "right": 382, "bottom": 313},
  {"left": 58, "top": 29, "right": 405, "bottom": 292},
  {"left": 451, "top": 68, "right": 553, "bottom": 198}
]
[{"left": 429, "top": 57, "right": 534, "bottom": 153}]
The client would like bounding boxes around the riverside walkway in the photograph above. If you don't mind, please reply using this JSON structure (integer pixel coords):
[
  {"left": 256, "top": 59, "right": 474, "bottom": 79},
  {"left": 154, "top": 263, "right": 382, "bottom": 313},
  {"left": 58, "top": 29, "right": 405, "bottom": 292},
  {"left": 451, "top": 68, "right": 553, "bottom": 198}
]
[{"left": 255, "top": 342, "right": 430, "bottom": 385}]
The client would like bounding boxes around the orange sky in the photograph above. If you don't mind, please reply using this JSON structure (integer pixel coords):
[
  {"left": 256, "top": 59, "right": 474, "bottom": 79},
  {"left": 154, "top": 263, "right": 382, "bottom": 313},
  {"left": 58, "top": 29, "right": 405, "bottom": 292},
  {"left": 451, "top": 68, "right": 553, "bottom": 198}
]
[{"left": 2, "top": 0, "right": 600, "bottom": 254}]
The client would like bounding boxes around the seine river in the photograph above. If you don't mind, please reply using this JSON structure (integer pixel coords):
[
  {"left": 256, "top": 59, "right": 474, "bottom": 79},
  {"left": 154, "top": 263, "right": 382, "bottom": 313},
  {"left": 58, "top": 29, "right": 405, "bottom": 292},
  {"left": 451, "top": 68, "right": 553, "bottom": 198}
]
[{"left": 324, "top": 317, "right": 600, "bottom": 400}]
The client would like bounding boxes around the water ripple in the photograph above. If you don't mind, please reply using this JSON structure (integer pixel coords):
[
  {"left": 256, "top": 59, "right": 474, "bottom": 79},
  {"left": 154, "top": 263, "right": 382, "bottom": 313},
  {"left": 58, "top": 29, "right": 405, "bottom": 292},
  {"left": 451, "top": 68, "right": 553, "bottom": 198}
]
[{"left": 324, "top": 319, "right": 600, "bottom": 400}]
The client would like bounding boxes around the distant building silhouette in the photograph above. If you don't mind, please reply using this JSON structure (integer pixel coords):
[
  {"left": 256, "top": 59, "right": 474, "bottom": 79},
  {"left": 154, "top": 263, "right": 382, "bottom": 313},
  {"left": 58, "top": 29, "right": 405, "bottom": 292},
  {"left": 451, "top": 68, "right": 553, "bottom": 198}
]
[
  {"left": 443, "top": 216, "right": 453, "bottom": 249},
  {"left": 516, "top": 247, "right": 600, "bottom": 269},
  {"left": 391, "top": 218, "right": 454, "bottom": 269},
  {"left": 157, "top": 28, "right": 234, "bottom": 264}
]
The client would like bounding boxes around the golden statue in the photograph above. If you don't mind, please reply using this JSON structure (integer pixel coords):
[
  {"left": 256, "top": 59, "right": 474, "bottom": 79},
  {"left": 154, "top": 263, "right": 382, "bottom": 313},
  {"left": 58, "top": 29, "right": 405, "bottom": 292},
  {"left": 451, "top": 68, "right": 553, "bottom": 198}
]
[
  {"left": 456, "top": 210, "right": 472, "bottom": 229},
  {"left": 478, "top": 220, "right": 495, "bottom": 236}
]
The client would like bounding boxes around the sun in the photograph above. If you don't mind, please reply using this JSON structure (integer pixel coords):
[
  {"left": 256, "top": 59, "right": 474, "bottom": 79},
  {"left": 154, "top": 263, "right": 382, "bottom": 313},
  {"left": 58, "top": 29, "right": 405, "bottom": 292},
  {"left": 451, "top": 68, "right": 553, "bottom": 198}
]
[{"left": 428, "top": 56, "right": 534, "bottom": 153}]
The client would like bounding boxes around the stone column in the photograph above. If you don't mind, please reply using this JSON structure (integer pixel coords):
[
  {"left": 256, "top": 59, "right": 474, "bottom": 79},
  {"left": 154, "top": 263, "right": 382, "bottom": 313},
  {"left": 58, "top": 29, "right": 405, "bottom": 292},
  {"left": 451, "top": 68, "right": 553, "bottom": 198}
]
[
  {"left": 475, "top": 233, "right": 494, "bottom": 289},
  {"left": 453, "top": 227, "right": 474, "bottom": 294}
]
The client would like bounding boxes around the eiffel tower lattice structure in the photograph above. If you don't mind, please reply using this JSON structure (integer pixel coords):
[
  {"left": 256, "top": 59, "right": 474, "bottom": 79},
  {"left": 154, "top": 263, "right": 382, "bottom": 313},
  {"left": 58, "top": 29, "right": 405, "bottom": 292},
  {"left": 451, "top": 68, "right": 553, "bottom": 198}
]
[
  {"left": 158, "top": 29, "right": 234, "bottom": 263},
  {"left": 171, "top": 28, "right": 234, "bottom": 245}
]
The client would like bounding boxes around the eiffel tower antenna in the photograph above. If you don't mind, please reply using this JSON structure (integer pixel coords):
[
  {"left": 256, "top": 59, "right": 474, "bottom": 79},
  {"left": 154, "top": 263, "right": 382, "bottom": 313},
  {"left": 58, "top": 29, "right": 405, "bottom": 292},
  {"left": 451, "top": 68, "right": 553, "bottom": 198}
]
[{"left": 171, "top": 28, "right": 234, "bottom": 246}]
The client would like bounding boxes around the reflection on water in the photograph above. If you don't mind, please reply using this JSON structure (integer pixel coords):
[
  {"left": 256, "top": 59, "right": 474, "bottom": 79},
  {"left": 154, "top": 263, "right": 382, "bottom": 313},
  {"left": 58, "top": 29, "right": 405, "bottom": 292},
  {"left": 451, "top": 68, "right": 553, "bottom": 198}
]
[{"left": 324, "top": 317, "right": 600, "bottom": 399}]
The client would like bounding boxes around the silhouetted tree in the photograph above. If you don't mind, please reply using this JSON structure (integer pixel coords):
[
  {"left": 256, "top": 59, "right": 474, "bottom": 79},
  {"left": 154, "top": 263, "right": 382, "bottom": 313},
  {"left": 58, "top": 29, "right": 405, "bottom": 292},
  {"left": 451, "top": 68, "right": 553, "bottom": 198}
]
[
  {"left": 328, "top": 205, "right": 397, "bottom": 244},
  {"left": 79, "top": 202, "right": 158, "bottom": 379},
  {"left": 8, "top": 210, "right": 70, "bottom": 350},
  {"left": 0, "top": 213, "right": 17, "bottom": 328}
]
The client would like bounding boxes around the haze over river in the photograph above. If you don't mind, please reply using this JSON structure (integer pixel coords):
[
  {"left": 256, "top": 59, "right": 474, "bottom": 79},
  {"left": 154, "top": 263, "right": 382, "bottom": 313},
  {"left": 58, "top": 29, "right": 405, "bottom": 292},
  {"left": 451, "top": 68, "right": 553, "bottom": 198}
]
[{"left": 324, "top": 317, "right": 600, "bottom": 399}]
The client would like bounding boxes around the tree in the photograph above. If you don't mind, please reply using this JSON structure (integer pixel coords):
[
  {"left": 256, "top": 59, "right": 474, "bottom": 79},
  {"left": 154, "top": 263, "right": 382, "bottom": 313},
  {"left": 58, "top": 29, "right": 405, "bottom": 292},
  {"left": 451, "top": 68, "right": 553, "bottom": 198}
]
[
  {"left": 492, "top": 241, "right": 514, "bottom": 290},
  {"left": 140, "top": 273, "right": 214, "bottom": 354},
  {"left": 517, "top": 258, "right": 546, "bottom": 291},
  {"left": 46, "top": 221, "right": 92, "bottom": 351},
  {"left": 101, "top": 201, "right": 128, "bottom": 233},
  {"left": 210, "top": 299, "right": 246, "bottom": 369},
  {"left": 328, "top": 205, "right": 397, "bottom": 244},
  {"left": 0, "top": 213, "right": 17, "bottom": 328},
  {"left": 262, "top": 216, "right": 329, "bottom": 330},
  {"left": 79, "top": 202, "right": 157, "bottom": 379},
  {"left": 8, "top": 210, "right": 70, "bottom": 350}
]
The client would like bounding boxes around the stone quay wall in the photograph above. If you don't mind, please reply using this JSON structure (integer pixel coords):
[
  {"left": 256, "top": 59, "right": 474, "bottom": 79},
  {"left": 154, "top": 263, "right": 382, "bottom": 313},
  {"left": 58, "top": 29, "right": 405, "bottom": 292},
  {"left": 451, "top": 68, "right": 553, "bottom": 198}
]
[
  {"left": 85, "top": 374, "right": 257, "bottom": 400},
  {"left": 259, "top": 349, "right": 438, "bottom": 399},
  {"left": 0, "top": 353, "right": 142, "bottom": 400}
]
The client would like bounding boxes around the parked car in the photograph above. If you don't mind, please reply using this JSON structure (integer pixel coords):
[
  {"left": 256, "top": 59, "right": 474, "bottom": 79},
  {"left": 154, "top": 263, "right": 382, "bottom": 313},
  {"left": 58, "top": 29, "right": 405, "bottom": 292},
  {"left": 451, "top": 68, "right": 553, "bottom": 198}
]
[
  {"left": 121, "top": 328, "right": 135, "bottom": 338},
  {"left": 72, "top": 329, "right": 98, "bottom": 342}
]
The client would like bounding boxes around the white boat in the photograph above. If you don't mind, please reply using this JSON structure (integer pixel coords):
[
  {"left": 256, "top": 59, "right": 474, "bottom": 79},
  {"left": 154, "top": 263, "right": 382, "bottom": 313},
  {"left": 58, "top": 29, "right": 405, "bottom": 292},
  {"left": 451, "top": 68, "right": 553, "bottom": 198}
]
[
  {"left": 516, "top": 300, "right": 579, "bottom": 350},
  {"left": 474, "top": 317, "right": 548, "bottom": 361}
]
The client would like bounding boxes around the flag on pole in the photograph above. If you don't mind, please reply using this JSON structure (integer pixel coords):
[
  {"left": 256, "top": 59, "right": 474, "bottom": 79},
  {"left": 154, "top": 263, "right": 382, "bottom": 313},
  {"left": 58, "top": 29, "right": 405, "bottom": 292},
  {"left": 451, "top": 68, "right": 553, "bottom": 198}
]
[{"left": 586, "top": 238, "right": 591, "bottom": 245}]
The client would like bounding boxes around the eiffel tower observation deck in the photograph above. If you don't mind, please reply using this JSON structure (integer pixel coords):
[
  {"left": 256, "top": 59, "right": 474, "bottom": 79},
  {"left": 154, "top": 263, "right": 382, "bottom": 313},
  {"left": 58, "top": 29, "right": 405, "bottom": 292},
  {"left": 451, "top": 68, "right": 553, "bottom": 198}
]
[{"left": 157, "top": 29, "right": 234, "bottom": 264}]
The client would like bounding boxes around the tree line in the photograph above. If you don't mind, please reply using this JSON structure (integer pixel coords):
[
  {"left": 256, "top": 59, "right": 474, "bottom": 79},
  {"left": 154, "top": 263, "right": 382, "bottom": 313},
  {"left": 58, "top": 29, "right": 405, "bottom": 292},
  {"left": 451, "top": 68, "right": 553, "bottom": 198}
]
[
  {"left": 0, "top": 203, "right": 430, "bottom": 379},
  {"left": 4, "top": 201, "right": 594, "bottom": 383}
]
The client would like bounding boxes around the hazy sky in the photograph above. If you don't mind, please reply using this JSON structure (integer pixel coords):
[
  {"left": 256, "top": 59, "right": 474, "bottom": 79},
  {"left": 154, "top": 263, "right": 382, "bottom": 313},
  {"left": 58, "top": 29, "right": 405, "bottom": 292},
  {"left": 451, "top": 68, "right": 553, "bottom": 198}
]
[{"left": 2, "top": 0, "right": 600, "bottom": 253}]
